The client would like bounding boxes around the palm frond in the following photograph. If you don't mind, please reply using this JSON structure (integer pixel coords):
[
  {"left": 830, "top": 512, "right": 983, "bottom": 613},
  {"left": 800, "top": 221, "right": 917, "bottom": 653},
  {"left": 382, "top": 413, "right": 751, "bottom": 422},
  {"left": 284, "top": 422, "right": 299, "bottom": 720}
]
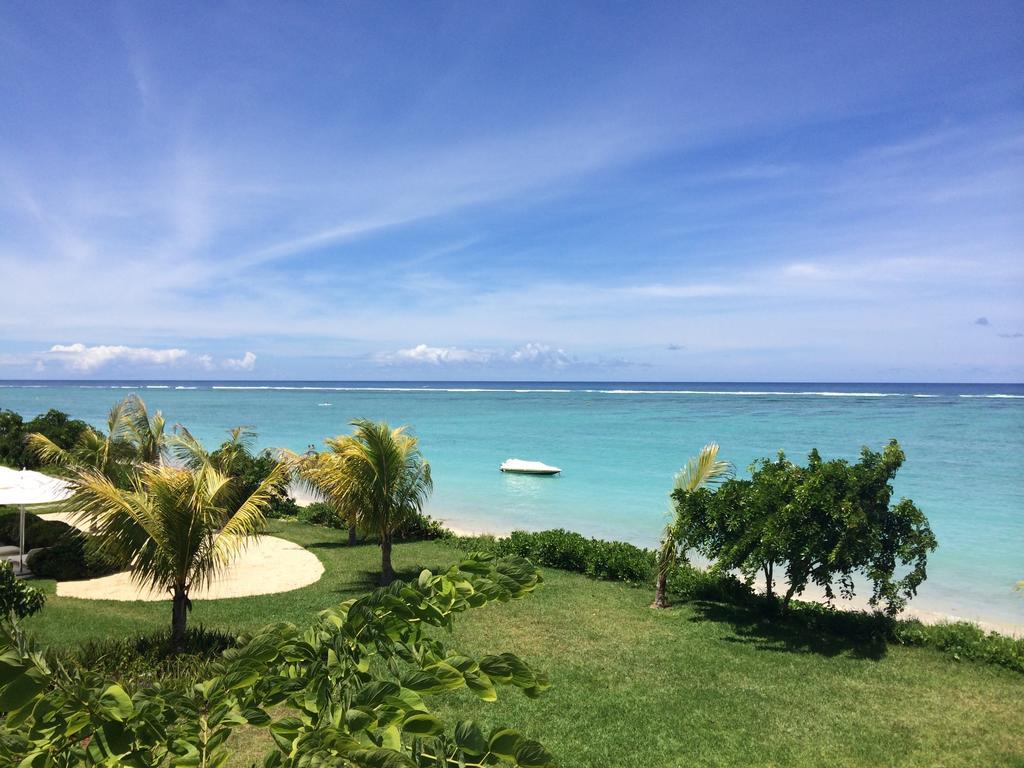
[{"left": 672, "top": 442, "right": 734, "bottom": 495}]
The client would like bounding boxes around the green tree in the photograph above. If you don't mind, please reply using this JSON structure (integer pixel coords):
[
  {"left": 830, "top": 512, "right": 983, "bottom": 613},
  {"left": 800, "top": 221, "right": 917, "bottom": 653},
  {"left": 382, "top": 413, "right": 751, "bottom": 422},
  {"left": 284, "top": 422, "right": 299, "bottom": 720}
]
[
  {"left": 675, "top": 440, "right": 937, "bottom": 614},
  {"left": 300, "top": 419, "right": 433, "bottom": 584},
  {"left": 652, "top": 443, "right": 732, "bottom": 609},
  {"left": 64, "top": 443, "right": 287, "bottom": 648},
  {"left": 0, "top": 408, "right": 91, "bottom": 469}
]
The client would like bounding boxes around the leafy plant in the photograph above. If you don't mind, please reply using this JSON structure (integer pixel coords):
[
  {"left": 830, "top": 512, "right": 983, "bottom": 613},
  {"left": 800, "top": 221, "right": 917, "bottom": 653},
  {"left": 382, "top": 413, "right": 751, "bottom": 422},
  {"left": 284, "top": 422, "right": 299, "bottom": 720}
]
[
  {"left": 0, "top": 561, "right": 44, "bottom": 619},
  {"left": 47, "top": 626, "right": 236, "bottom": 694},
  {"left": 674, "top": 440, "right": 937, "bottom": 614},
  {"left": 653, "top": 443, "right": 733, "bottom": 608},
  {"left": 298, "top": 501, "right": 343, "bottom": 527},
  {"left": 0, "top": 553, "right": 555, "bottom": 767},
  {"left": 299, "top": 419, "right": 433, "bottom": 583}
]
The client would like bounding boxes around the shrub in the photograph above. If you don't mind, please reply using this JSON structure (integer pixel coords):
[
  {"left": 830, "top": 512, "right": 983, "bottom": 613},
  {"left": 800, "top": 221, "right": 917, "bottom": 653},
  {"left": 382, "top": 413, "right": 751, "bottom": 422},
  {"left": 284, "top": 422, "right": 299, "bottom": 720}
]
[
  {"left": 48, "top": 626, "right": 236, "bottom": 693},
  {"left": 298, "top": 501, "right": 342, "bottom": 527},
  {"left": 451, "top": 529, "right": 656, "bottom": 585},
  {"left": 26, "top": 534, "right": 120, "bottom": 581},
  {"left": 0, "top": 561, "right": 44, "bottom": 618},
  {"left": 892, "top": 620, "right": 1024, "bottom": 673},
  {"left": 0, "top": 509, "right": 75, "bottom": 549},
  {"left": 395, "top": 511, "right": 449, "bottom": 541}
]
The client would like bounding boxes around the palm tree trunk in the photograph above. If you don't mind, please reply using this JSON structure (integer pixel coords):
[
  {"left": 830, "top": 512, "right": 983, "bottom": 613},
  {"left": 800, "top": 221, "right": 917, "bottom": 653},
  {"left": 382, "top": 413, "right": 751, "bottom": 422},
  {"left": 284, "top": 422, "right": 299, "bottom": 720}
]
[
  {"left": 651, "top": 569, "right": 669, "bottom": 609},
  {"left": 348, "top": 522, "right": 357, "bottom": 547},
  {"left": 380, "top": 535, "right": 394, "bottom": 585},
  {"left": 171, "top": 585, "right": 189, "bottom": 651}
]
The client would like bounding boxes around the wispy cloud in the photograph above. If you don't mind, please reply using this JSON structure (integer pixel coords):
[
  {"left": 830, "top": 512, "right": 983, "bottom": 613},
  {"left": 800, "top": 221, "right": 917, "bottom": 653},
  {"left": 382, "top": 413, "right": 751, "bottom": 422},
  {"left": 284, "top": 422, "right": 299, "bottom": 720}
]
[
  {"left": 47, "top": 343, "right": 189, "bottom": 372},
  {"left": 378, "top": 342, "right": 576, "bottom": 369}
]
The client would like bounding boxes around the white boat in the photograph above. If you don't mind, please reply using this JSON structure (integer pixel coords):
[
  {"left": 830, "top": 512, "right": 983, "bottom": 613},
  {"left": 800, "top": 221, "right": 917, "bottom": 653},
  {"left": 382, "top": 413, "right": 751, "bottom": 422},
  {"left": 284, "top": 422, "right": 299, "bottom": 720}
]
[{"left": 500, "top": 458, "right": 562, "bottom": 475}]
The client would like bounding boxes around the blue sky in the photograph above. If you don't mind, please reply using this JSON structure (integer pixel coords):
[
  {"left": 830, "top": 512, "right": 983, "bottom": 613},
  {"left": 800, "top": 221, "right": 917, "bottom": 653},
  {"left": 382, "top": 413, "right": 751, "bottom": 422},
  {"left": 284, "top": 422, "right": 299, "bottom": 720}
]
[{"left": 0, "top": 1, "right": 1021, "bottom": 381}]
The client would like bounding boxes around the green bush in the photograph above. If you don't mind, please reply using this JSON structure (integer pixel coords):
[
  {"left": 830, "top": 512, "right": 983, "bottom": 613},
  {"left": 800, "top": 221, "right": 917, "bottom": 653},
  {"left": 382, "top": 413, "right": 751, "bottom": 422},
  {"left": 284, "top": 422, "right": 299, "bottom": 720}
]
[
  {"left": 26, "top": 534, "right": 120, "bottom": 581},
  {"left": 394, "top": 511, "right": 448, "bottom": 541},
  {"left": 0, "top": 509, "right": 75, "bottom": 549},
  {"left": 297, "top": 503, "right": 449, "bottom": 541},
  {"left": 298, "top": 501, "right": 342, "bottom": 527},
  {"left": 47, "top": 626, "right": 236, "bottom": 693},
  {"left": 450, "top": 529, "right": 657, "bottom": 585},
  {"left": 892, "top": 619, "right": 1024, "bottom": 673},
  {"left": 0, "top": 561, "right": 45, "bottom": 618}
]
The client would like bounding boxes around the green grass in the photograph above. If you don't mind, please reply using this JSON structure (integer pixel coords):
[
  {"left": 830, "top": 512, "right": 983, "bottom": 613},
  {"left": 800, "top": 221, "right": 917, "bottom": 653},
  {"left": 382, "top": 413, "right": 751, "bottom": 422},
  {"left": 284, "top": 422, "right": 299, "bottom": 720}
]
[{"left": 22, "top": 520, "right": 1024, "bottom": 767}]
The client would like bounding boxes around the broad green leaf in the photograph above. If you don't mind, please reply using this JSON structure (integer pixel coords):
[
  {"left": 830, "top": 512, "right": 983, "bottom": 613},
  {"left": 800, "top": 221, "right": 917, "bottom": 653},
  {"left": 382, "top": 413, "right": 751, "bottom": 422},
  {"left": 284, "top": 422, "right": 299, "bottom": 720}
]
[
  {"left": 488, "top": 728, "right": 524, "bottom": 759},
  {"left": 401, "top": 712, "right": 444, "bottom": 736},
  {"left": 454, "top": 720, "right": 487, "bottom": 755}
]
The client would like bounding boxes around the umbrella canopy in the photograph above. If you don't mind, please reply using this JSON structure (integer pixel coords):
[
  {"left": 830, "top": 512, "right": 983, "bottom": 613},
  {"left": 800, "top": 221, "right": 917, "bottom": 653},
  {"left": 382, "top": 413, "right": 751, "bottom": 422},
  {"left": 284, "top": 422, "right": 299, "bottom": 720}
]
[{"left": 0, "top": 466, "right": 73, "bottom": 506}]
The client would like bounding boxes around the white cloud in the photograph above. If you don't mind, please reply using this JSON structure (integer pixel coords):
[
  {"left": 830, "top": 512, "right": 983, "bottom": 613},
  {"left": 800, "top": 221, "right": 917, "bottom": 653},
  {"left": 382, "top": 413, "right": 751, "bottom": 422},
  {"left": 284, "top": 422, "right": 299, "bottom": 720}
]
[
  {"left": 39, "top": 343, "right": 257, "bottom": 373},
  {"left": 379, "top": 342, "right": 573, "bottom": 369},
  {"left": 509, "top": 343, "right": 572, "bottom": 368},
  {"left": 47, "top": 343, "right": 188, "bottom": 371},
  {"left": 384, "top": 344, "right": 494, "bottom": 365},
  {"left": 223, "top": 351, "right": 257, "bottom": 370}
]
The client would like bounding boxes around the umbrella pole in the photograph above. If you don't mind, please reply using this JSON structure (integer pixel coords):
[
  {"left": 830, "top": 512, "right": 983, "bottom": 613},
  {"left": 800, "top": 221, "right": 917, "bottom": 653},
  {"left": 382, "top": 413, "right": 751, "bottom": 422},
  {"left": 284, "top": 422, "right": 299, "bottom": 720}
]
[{"left": 19, "top": 504, "right": 25, "bottom": 574}]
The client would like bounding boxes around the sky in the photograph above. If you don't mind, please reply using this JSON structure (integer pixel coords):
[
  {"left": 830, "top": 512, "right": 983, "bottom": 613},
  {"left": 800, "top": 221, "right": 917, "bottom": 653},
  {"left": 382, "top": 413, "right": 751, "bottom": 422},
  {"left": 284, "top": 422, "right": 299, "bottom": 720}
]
[{"left": 0, "top": 1, "right": 1022, "bottom": 382}]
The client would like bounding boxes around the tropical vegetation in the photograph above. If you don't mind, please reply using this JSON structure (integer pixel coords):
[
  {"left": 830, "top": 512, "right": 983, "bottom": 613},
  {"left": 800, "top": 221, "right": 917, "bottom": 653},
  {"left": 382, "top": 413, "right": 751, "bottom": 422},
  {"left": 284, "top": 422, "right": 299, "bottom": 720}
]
[
  {"left": 298, "top": 419, "right": 433, "bottom": 584},
  {"left": 11, "top": 523, "right": 1024, "bottom": 767},
  {"left": 60, "top": 439, "right": 289, "bottom": 647},
  {"left": 652, "top": 442, "right": 733, "bottom": 608},
  {"left": 1, "top": 397, "right": 1020, "bottom": 766},
  {"left": 0, "top": 553, "right": 553, "bottom": 768},
  {"left": 674, "top": 440, "right": 936, "bottom": 613},
  {"left": 26, "top": 395, "right": 167, "bottom": 485},
  {"left": 0, "top": 408, "right": 91, "bottom": 470}
]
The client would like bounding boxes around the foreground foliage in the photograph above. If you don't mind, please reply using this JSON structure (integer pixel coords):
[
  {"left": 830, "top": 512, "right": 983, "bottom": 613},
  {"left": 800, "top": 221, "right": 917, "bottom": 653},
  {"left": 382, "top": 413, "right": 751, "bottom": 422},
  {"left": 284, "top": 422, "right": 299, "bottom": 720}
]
[{"left": 0, "top": 553, "right": 553, "bottom": 768}]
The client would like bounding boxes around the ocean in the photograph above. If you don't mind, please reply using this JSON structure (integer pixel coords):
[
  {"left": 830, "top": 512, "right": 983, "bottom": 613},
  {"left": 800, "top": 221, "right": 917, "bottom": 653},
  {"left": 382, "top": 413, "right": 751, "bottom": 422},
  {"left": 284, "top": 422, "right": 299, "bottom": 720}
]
[{"left": 2, "top": 380, "right": 1022, "bottom": 626}]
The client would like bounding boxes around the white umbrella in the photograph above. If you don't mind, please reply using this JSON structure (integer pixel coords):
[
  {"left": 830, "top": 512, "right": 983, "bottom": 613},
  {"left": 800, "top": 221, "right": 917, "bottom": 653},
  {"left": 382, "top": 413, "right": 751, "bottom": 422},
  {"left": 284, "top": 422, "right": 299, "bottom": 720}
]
[{"left": 0, "top": 467, "right": 74, "bottom": 573}]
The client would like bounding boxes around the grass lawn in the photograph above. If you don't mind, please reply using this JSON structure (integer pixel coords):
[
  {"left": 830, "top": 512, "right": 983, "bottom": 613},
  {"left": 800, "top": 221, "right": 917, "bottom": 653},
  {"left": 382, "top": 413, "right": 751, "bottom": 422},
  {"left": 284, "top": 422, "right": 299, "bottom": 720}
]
[{"left": 22, "top": 520, "right": 1024, "bottom": 767}]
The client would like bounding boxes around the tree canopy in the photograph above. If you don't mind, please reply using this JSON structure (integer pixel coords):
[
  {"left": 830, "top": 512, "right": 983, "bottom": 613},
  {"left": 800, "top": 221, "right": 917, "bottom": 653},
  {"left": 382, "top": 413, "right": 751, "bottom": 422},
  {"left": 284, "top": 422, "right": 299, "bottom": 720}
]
[{"left": 673, "top": 440, "right": 936, "bottom": 614}]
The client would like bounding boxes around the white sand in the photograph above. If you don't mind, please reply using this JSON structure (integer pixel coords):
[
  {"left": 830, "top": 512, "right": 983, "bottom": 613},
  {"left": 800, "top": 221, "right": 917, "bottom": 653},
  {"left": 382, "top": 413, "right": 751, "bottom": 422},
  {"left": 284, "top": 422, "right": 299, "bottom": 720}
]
[{"left": 55, "top": 535, "right": 323, "bottom": 602}]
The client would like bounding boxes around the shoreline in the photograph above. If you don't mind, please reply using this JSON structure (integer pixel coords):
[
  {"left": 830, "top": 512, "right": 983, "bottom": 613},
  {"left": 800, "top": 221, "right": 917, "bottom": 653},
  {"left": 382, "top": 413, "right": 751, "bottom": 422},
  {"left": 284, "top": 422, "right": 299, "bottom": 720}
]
[
  {"left": 293, "top": 491, "right": 1024, "bottom": 637},
  {"left": 435, "top": 516, "right": 1024, "bottom": 639}
]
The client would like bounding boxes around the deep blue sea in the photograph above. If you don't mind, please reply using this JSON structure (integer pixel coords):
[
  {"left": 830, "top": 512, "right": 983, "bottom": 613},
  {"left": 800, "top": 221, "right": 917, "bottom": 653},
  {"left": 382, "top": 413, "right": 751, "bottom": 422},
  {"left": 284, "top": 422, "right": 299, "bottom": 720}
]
[{"left": 2, "top": 380, "right": 1022, "bottom": 626}]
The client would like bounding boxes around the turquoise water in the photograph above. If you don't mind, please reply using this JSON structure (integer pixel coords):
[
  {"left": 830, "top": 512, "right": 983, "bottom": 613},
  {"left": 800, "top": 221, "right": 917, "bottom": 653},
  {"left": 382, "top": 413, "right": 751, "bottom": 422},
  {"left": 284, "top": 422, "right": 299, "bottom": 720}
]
[{"left": 2, "top": 381, "right": 1022, "bottom": 626}]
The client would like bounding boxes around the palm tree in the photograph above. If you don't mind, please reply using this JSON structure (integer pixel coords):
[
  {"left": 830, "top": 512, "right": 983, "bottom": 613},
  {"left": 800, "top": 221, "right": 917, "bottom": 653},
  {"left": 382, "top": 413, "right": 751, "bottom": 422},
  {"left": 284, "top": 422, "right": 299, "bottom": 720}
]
[
  {"left": 27, "top": 395, "right": 167, "bottom": 485},
  {"left": 299, "top": 419, "right": 432, "bottom": 584},
  {"left": 652, "top": 443, "right": 733, "bottom": 609},
  {"left": 66, "top": 445, "right": 287, "bottom": 649}
]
